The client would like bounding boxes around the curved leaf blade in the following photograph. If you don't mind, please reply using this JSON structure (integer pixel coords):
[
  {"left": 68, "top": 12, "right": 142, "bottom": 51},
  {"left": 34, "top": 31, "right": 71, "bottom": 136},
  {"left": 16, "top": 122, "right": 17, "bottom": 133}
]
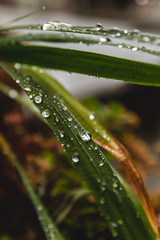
[
  {"left": 0, "top": 45, "right": 160, "bottom": 86},
  {"left": 0, "top": 64, "right": 156, "bottom": 240},
  {"left": 0, "top": 133, "right": 65, "bottom": 240}
]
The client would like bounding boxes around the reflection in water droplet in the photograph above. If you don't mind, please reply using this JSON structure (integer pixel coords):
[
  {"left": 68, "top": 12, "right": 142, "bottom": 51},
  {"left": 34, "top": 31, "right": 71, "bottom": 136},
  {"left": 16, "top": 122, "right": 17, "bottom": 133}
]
[
  {"left": 59, "top": 132, "right": 65, "bottom": 138},
  {"left": 37, "top": 205, "right": 43, "bottom": 211},
  {"left": 16, "top": 79, "right": 20, "bottom": 83},
  {"left": 99, "top": 162, "right": 104, "bottom": 167},
  {"left": 113, "top": 182, "right": 118, "bottom": 188},
  {"left": 89, "top": 114, "right": 95, "bottom": 120},
  {"left": 99, "top": 37, "right": 106, "bottom": 43},
  {"left": 14, "top": 63, "right": 21, "bottom": 69},
  {"left": 42, "top": 109, "right": 50, "bottom": 118},
  {"left": 117, "top": 219, "right": 123, "bottom": 225},
  {"left": 142, "top": 36, "right": 150, "bottom": 42},
  {"left": 34, "top": 95, "right": 42, "bottom": 104},
  {"left": 43, "top": 21, "right": 72, "bottom": 31},
  {"left": 80, "top": 132, "right": 91, "bottom": 141},
  {"left": 72, "top": 153, "right": 79, "bottom": 163},
  {"left": 68, "top": 117, "right": 72, "bottom": 122},
  {"left": 95, "top": 23, "right": 103, "bottom": 30},
  {"left": 24, "top": 87, "right": 31, "bottom": 92},
  {"left": 55, "top": 117, "right": 59, "bottom": 122},
  {"left": 131, "top": 46, "right": 138, "bottom": 51}
]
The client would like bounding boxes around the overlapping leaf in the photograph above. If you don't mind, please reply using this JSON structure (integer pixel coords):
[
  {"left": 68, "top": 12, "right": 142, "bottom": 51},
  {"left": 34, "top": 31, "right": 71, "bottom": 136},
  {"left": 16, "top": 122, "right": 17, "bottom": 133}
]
[{"left": 0, "top": 63, "right": 156, "bottom": 240}]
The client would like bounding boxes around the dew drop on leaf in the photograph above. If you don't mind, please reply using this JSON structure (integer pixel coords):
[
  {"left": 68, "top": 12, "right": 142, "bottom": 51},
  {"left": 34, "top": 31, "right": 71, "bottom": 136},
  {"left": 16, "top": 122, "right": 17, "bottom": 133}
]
[
  {"left": 14, "top": 63, "right": 21, "bottom": 69},
  {"left": 113, "top": 182, "right": 118, "bottom": 189},
  {"left": 55, "top": 116, "right": 59, "bottom": 122},
  {"left": 95, "top": 23, "right": 103, "bottom": 30},
  {"left": 68, "top": 117, "right": 72, "bottom": 122},
  {"left": 89, "top": 114, "right": 95, "bottom": 120},
  {"left": 42, "top": 109, "right": 51, "bottom": 118},
  {"left": 131, "top": 46, "right": 138, "bottom": 51},
  {"left": 23, "top": 87, "right": 31, "bottom": 92},
  {"left": 59, "top": 131, "right": 65, "bottom": 138},
  {"left": 34, "top": 95, "right": 42, "bottom": 104},
  {"left": 99, "top": 37, "right": 106, "bottom": 43},
  {"left": 37, "top": 205, "right": 43, "bottom": 211},
  {"left": 72, "top": 153, "right": 80, "bottom": 163},
  {"left": 80, "top": 132, "right": 91, "bottom": 141},
  {"left": 16, "top": 79, "right": 20, "bottom": 83}
]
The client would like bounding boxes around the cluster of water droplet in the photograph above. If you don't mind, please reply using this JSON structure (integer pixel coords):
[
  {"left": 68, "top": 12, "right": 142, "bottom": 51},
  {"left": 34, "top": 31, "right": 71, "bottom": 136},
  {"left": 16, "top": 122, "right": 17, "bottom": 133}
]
[{"left": 42, "top": 21, "right": 72, "bottom": 31}]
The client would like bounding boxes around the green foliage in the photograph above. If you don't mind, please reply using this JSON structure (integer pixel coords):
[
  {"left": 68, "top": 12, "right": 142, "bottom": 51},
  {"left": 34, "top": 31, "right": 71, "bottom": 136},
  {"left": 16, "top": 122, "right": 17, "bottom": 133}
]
[{"left": 0, "top": 18, "right": 159, "bottom": 240}]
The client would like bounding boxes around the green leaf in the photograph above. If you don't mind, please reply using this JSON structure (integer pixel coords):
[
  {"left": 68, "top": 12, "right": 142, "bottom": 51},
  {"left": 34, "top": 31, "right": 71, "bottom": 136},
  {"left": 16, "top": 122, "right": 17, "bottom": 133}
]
[
  {"left": 0, "top": 45, "right": 160, "bottom": 87},
  {"left": 0, "top": 81, "right": 42, "bottom": 120},
  {"left": 0, "top": 134, "right": 65, "bottom": 240},
  {"left": 1, "top": 22, "right": 160, "bottom": 48},
  {"left": 0, "top": 63, "right": 156, "bottom": 240},
  {"left": 0, "top": 32, "right": 160, "bottom": 58}
]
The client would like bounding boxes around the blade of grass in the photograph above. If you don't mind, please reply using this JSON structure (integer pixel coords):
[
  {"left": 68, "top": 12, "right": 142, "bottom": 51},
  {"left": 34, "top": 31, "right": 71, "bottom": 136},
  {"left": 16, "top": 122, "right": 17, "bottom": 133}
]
[
  {"left": 0, "top": 81, "right": 42, "bottom": 120},
  {"left": 0, "top": 7, "right": 46, "bottom": 27},
  {"left": 1, "top": 22, "right": 160, "bottom": 47},
  {"left": 0, "top": 33, "right": 160, "bottom": 58},
  {"left": 18, "top": 64, "right": 159, "bottom": 236},
  {"left": 0, "top": 63, "right": 157, "bottom": 240},
  {"left": 0, "top": 45, "right": 160, "bottom": 87},
  {"left": 0, "top": 133, "right": 65, "bottom": 240}
]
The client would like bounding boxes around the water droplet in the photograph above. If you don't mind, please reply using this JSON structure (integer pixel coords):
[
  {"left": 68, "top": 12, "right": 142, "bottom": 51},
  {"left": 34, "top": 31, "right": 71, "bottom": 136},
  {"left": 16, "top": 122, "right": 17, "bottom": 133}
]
[
  {"left": 16, "top": 79, "right": 20, "bottom": 83},
  {"left": 42, "top": 23, "right": 52, "bottom": 31},
  {"left": 68, "top": 117, "right": 72, "bottom": 122},
  {"left": 100, "top": 182, "right": 106, "bottom": 191},
  {"left": 95, "top": 23, "right": 103, "bottom": 30},
  {"left": 14, "top": 63, "right": 21, "bottom": 69},
  {"left": 8, "top": 89, "right": 17, "bottom": 99},
  {"left": 55, "top": 116, "right": 59, "bottom": 122},
  {"left": 89, "top": 114, "right": 94, "bottom": 120},
  {"left": 130, "top": 29, "right": 140, "bottom": 38},
  {"left": 43, "top": 21, "right": 72, "bottom": 31},
  {"left": 116, "top": 32, "right": 121, "bottom": 37},
  {"left": 100, "top": 197, "right": 105, "bottom": 205},
  {"left": 113, "top": 182, "right": 118, "bottom": 188},
  {"left": 59, "top": 131, "right": 65, "bottom": 138},
  {"left": 110, "top": 222, "right": 118, "bottom": 237},
  {"left": 142, "top": 36, "right": 150, "bottom": 42},
  {"left": 99, "top": 162, "right": 104, "bottom": 167},
  {"left": 153, "top": 38, "right": 160, "bottom": 45},
  {"left": 37, "top": 205, "right": 43, "bottom": 211},
  {"left": 124, "top": 29, "right": 128, "bottom": 34},
  {"left": 29, "top": 94, "right": 33, "bottom": 99},
  {"left": 42, "top": 5, "right": 46, "bottom": 10},
  {"left": 131, "top": 46, "right": 138, "bottom": 51},
  {"left": 23, "top": 87, "right": 31, "bottom": 92},
  {"left": 42, "top": 109, "right": 50, "bottom": 118},
  {"left": 80, "top": 132, "right": 91, "bottom": 141},
  {"left": 99, "top": 37, "right": 106, "bottom": 43},
  {"left": 117, "top": 219, "right": 123, "bottom": 225},
  {"left": 72, "top": 153, "right": 79, "bottom": 163},
  {"left": 118, "top": 44, "right": 123, "bottom": 48},
  {"left": 94, "top": 146, "right": 98, "bottom": 150},
  {"left": 34, "top": 95, "right": 42, "bottom": 104}
]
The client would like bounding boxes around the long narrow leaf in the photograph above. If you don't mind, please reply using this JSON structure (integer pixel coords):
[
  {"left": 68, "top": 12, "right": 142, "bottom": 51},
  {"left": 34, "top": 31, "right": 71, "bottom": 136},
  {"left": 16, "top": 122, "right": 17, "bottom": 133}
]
[
  {"left": 0, "top": 133, "right": 65, "bottom": 240},
  {"left": 1, "top": 22, "right": 160, "bottom": 47},
  {"left": 0, "top": 45, "right": 160, "bottom": 87},
  {"left": 0, "top": 33, "right": 160, "bottom": 58},
  {"left": 0, "top": 63, "right": 156, "bottom": 240}
]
